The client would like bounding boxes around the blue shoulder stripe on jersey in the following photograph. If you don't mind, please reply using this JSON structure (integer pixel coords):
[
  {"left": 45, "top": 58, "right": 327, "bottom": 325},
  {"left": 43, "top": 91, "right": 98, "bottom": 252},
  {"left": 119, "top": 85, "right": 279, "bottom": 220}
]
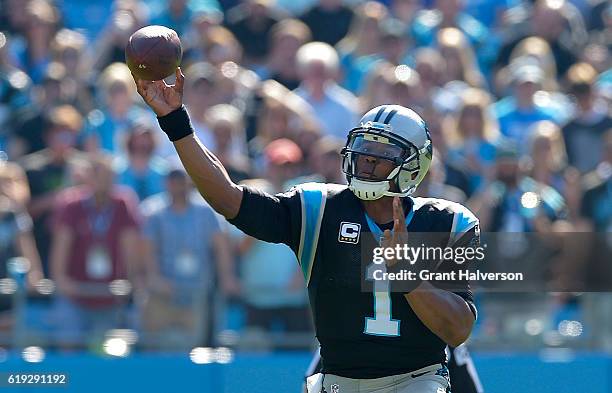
[
  {"left": 451, "top": 204, "right": 478, "bottom": 235},
  {"left": 411, "top": 197, "right": 479, "bottom": 246},
  {"left": 297, "top": 183, "right": 328, "bottom": 286},
  {"left": 449, "top": 203, "right": 478, "bottom": 246}
]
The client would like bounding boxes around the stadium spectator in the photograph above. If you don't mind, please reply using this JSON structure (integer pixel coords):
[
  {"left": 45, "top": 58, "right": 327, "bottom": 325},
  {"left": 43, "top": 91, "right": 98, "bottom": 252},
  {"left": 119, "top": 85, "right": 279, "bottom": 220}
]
[
  {"left": 10, "top": 0, "right": 60, "bottom": 84},
  {"left": 258, "top": 19, "right": 312, "bottom": 91},
  {"left": 307, "top": 136, "right": 344, "bottom": 185},
  {"left": 299, "top": 0, "right": 354, "bottom": 46},
  {"left": 233, "top": 178, "right": 310, "bottom": 334},
  {"left": 251, "top": 79, "right": 318, "bottom": 160},
  {"left": 49, "top": 29, "right": 94, "bottom": 114},
  {"left": 562, "top": 62, "right": 612, "bottom": 173},
  {"left": 492, "top": 62, "right": 559, "bottom": 147},
  {"left": 378, "top": 18, "right": 411, "bottom": 66},
  {"left": 114, "top": 119, "right": 169, "bottom": 202},
  {"left": 10, "top": 63, "right": 69, "bottom": 158},
  {"left": 213, "top": 60, "right": 257, "bottom": 110},
  {"left": 469, "top": 142, "right": 566, "bottom": 232},
  {"left": 252, "top": 89, "right": 293, "bottom": 154},
  {"left": 413, "top": 48, "right": 445, "bottom": 98},
  {"left": 505, "top": 36, "right": 559, "bottom": 93},
  {"left": 580, "top": 128, "right": 612, "bottom": 232},
  {"left": 203, "top": 104, "right": 251, "bottom": 182},
  {"left": 224, "top": 0, "right": 282, "bottom": 65},
  {"left": 21, "top": 105, "right": 86, "bottom": 275},
  {"left": 49, "top": 154, "right": 140, "bottom": 347},
  {"left": 0, "top": 159, "right": 31, "bottom": 208},
  {"left": 586, "top": 0, "right": 610, "bottom": 32},
  {"left": 502, "top": 37, "right": 574, "bottom": 123},
  {"left": 421, "top": 106, "right": 472, "bottom": 197},
  {"left": 83, "top": 63, "right": 149, "bottom": 155},
  {"left": 201, "top": 26, "right": 243, "bottom": 66},
  {"left": 181, "top": 12, "right": 222, "bottom": 65},
  {"left": 462, "top": 0, "right": 516, "bottom": 28},
  {"left": 336, "top": 1, "right": 387, "bottom": 93},
  {"left": 437, "top": 28, "right": 486, "bottom": 89},
  {"left": 294, "top": 42, "right": 359, "bottom": 140},
  {"left": 140, "top": 167, "right": 238, "bottom": 347},
  {"left": 358, "top": 61, "right": 395, "bottom": 112},
  {"left": 55, "top": 0, "right": 113, "bottom": 42},
  {"left": 414, "top": 150, "right": 467, "bottom": 204},
  {"left": 1, "top": 0, "right": 30, "bottom": 36},
  {"left": 291, "top": 118, "right": 323, "bottom": 168},
  {"left": 183, "top": 62, "right": 221, "bottom": 147},
  {"left": 411, "top": 0, "right": 489, "bottom": 57},
  {"left": 495, "top": 0, "right": 585, "bottom": 77},
  {"left": 151, "top": 0, "right": 193, "bottom": 37},
  {"left": 527, "top": 121, "right": 568, "bottom": 192},
  {"left": 444, "top": 88, "right": 499, "bottom": 194},
  {"left": 0, "top": 32, "right": 31, "bottom": 155},
  {"left": 580, "top": 42, "right": 609, "bottom": 75},
  {"left": 88, "top": 2, "right": 146, "bottom": 73},
  {"left": 389, "top": 0, "right": 422, "bottom": 26},
  {"left": 0, "top": 188, "right": 42, "bottom": 331},
  {"left": 389, "top": 65, "right": 428, "bottom": 116},
  {"left": 263, "top": 138, "right": 305, "bottom": 190},
  {"left": 577, "top": 129, "right": 612, "bottom": 348},
  {"left": 0, "top": 160, "right": 44, "bottom": 290}
]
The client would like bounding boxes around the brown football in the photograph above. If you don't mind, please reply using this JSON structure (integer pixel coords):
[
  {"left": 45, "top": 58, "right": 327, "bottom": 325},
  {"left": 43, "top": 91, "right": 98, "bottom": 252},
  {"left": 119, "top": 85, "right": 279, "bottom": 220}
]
[{"left": 125, "top": 25, "right": 182, "bottom": 81}]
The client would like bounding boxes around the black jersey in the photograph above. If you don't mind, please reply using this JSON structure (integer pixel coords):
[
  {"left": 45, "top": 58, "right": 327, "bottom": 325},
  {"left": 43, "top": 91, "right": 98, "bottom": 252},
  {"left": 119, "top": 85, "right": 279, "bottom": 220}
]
[{"left": 229, "top": 183, "right": 479, "bottom": 379}]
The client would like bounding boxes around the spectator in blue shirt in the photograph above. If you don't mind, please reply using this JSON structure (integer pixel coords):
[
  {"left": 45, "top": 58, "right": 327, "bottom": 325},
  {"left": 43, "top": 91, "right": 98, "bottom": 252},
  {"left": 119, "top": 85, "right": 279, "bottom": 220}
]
[
  {"left": 411, "top": 0, "right": 492, "bottom": 65},
  {"left": 10, "top": 0, "right": 59, "bottom": 84},
  {"left": 83, "top": 63, "right": 150, "bottom": 155},
  {"left": 336, "top": 2, "right": 388, "bottom": 93},
  {"left": 293, "top": 42, "right": 359, "bottom": 140},
  {"left": 140, "top": 168, "right": 238, "bottom": 345},
  {"left": 445, "top": 88, "right": 499, "bottom": 194},
  {"left": 114, "top": 119, "right": 169, "bottom": 202},
  {"left": 492, "top": 62, "right": 559, "bottom": 149}
]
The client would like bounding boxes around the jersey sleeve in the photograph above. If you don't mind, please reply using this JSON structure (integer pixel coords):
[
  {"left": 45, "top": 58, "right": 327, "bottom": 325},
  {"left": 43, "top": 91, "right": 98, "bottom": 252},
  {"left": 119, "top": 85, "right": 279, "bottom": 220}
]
[{"left": 227, "top": 185, "right": 303, "bottom": 253}]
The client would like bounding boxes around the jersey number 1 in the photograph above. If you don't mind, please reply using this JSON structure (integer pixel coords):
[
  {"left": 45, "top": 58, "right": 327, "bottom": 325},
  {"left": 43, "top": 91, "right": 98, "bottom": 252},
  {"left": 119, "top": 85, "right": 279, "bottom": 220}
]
[{"left": 364, "top": 263, "right": 400, "bottom": 336}]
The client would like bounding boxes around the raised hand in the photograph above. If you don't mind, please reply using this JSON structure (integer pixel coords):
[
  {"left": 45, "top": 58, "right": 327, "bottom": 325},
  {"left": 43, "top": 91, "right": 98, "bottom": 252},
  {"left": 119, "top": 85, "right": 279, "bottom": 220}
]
[
  {"left": 380, "top": 196, "right": 408, "bottom": 267},
  {"left": 132, "top": 67, "right": 184, "bottom": 117}
]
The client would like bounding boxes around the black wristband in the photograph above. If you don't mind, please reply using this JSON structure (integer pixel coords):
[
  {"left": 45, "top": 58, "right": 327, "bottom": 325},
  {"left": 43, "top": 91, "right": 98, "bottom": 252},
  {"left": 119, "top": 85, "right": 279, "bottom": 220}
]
[{"left": 157, "top": 105, "right": 194, "bottom": 142}]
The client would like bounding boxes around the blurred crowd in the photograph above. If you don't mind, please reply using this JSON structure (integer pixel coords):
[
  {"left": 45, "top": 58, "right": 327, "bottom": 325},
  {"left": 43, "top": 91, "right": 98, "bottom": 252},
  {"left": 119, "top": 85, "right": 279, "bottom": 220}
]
[{"left": 0, "top": 0, "right": 611, "bottom": 352}]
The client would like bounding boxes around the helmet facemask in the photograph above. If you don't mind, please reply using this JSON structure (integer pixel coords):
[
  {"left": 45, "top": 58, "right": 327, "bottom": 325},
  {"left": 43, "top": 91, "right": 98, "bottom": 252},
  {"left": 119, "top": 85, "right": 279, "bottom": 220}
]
[{"left": 341, "top": 126, "right": 431, "bottom": 200}]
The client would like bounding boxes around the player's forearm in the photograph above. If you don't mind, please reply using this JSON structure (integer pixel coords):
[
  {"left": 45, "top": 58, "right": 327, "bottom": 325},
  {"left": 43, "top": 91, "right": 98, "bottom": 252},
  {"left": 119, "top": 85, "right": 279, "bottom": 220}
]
[
  {"left": 158, "top": 107, "right": 242, "bottom": 219},
  {"left": 404, "top": 282, "right": 475, "bottom": 347},
  {"left": 173, "top": 134, "right": 243, "bottom": 219}
]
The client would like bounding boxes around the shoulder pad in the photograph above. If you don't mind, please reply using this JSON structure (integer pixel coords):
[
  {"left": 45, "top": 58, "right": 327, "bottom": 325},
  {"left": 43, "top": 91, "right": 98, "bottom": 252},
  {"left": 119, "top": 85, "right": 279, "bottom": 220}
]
[{"left": 412, "top": 197, "right": 479, "bottom": 241}]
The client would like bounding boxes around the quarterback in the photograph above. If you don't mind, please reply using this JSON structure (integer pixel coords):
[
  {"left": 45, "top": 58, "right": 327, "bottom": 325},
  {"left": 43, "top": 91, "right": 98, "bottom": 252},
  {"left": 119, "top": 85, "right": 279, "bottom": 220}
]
[{"left": 133, "top": 69, "right": 479, "bottom": 393}]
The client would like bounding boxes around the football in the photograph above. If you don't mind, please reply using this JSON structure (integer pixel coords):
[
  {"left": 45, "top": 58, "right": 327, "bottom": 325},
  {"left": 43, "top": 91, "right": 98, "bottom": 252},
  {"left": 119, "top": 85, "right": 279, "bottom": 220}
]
[{"left": 125, "top": 25, "right": 182, "bottom": 81}]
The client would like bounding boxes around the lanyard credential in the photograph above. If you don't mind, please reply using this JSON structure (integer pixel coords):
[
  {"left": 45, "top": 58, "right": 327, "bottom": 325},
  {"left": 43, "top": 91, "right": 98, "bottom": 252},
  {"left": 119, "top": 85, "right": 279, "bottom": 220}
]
[{"left": 83, "top": 197, "right": 115, "bottom": 240}]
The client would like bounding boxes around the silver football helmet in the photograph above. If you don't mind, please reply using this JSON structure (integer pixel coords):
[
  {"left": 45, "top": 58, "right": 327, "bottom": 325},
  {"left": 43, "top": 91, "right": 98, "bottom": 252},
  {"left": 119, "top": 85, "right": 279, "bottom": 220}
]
[{"left": 341, "top": 105, "right": 433, "bottom": 200}]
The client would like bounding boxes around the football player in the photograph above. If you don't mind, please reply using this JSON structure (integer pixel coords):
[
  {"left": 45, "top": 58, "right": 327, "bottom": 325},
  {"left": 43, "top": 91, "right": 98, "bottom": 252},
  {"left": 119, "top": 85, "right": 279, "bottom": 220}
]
[
  {"left": 133, "top": 69, "right": 479, "bottom": 393},
  {"left": 305, "top": 344, "right": 484, "bottom": 393}
]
